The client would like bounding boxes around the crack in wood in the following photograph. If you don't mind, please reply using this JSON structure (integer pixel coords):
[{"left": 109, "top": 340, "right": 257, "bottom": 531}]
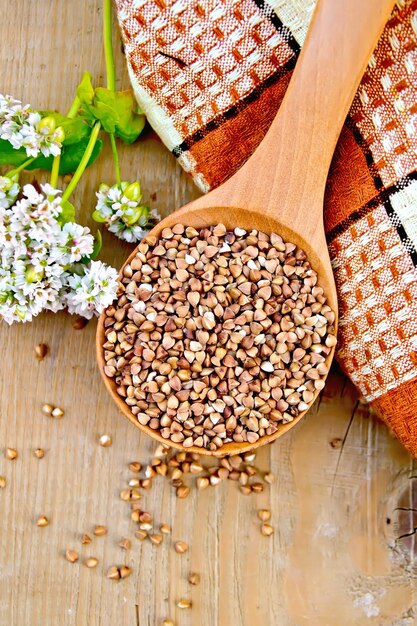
[
  {"left": 394, "top": 507, "right": 417, "bottom": 513},
  {"left": 135, "top": 604, "right": 139, "bottom": 626},
  {"left": 331, "top": 400, "right": 359, "bottom": 493},
  {"left": 396, "top": 526, "right": 417, "bottom": 542}
]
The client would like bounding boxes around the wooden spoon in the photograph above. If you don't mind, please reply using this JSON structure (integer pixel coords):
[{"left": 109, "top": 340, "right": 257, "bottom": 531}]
[{"left": 97, "top": 0, "right": 395, "bottom": 456}]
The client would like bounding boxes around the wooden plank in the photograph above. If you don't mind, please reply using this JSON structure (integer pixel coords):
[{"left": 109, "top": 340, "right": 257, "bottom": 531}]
[{"left": 0, "top": 2, "right": 415, "bottom": 625}]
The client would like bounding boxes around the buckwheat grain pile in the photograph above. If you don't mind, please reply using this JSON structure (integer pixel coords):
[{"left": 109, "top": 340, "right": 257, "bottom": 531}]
[{"left": 102, "top": 224, "right": 336, "bottom": 451}]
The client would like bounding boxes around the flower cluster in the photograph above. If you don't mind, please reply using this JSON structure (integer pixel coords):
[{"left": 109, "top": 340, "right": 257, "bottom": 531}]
[
  {"left": 93, "top": 181, "right": 160, "bottom": 243},
  {"left": 0, "top": 183, "right": 118, "bottom": 324},
  {"left": 0, "top": 0, "right": 159, "bottom": 329},
  {"left": 0, "top": 94, "right": 64, "bottom": 158}
]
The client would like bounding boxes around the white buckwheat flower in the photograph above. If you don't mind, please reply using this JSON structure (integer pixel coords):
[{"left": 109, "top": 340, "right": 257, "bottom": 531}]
[
  {"left": 0, "top": 95, "right": 23, "bottom": 122},
  {"left": 0, "top": 93, "right": 64, "bottom": 157},
  {"left": 60, "top": 222, "right": 94, "bottom": 263},
  {"left": 64, "top": 261, "right": 119, "bottom": 319},
  {"left": 0, "top": 183, "right": 118, "bottom": 324},
  {"left": 93, "top": 181, "right": 160, "bottom": 243}
]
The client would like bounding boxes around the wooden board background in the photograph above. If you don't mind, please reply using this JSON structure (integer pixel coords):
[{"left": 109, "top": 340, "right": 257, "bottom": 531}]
[{"left": 0, "top": 2, "right": 416, "bottom": 625}]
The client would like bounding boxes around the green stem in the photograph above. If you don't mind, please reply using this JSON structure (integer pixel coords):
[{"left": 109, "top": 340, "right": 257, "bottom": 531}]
[
  {"left": 8, "top": 157, "right": 36, "bottom": 177},
  {"left": 50, "top": 95, "right": 81, "bottom": 187},
  {"left": 67, "top": 95, "right": 81, "bottom": 119},
  {"left": 61, "top": 121, "right": 101, "bottom": 203},
  {"left": 110, "top": 133, "right": 121, "bottom": 187},
  {"left": 50, "top": 154, "right": 61, "bottom": 188},
  {"left": 103, "top": 0, "right": 122, "bottom": 188},
  {"left": 103, "top": 0, "right": 116, "bottom": 91}
]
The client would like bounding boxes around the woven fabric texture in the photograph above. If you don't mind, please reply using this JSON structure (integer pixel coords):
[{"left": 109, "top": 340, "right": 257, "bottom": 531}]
[{"left": 116, "top": 0, "right": 417, "bottom": 457}]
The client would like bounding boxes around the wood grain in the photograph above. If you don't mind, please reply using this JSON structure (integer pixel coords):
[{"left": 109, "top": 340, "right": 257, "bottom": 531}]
[{"left": 0, "top": 1, "right": 415, "bottom": 625}]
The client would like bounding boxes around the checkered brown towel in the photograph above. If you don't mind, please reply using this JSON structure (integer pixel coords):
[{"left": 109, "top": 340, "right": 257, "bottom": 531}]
[{"left": 116, "top": 0, "right": 417, "bottom": 457}]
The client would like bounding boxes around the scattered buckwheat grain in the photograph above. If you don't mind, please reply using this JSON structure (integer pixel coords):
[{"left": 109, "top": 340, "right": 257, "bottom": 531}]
[
  {"left": 135, "top": 529, "right": 147, "bottom": 541},
  {"left": 99, "top": 434, "right": 112, "bottom": 447},
  {"left": 261, "top": 523, "right": 274, "bottom": 537},
  {"left": 176, "top": 485, "right": 190, "bottom": 499},
  {"left": 34, "top": 343, "right": 48, "bottom": 360},
  {"left": 149, "top": 533, "right": 163, "bottom": 545},
  {"left": 257, "top": 509, "right": 271, "bottom": 522},
  {"left": 177, "top": 599, "right": 192, "bottom": 609},
  {"left": 42, "top": 404, "right": 64, "bottom": 418},
  {"left": 188, "top": 572, "right": 200, "bottom": 585},
  {"left": 5, "top": 447, "right": 17, "bottom": 460},
  {"left": 160, "top": 523, "right": 171, "bottom": 534},
  {"left": 107, "top": 565, "right": 131, "bottom": 580},
  {"left": 174, "top": 541, "right": 188, "bottom": 554},
  {"left": 73, "top": 316, "right": 89, "bottom": 330},
  {"left": 65, "top": 550, "right": 79, "bottom": 563}
]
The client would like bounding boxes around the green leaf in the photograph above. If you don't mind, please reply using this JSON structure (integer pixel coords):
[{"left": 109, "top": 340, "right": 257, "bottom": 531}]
[
  {"left": 59, "top": 137, "right": 103, "bottom": 174},
  {"left": 61, "top": 118, "right": 91, "bottom": 145},
  {"left": 94, "top": 87, "right": 116, "bottom": 107},
  {"left": 76, "top": 72, "right": 95, "bottom": 105},
  {"left": 0, "top": 139, "right": 28, "bottom": 167},
  {"left": 81, "top": 88, "right": 120, "bottom": 134},
  {"left": 111, "top": 90, "right": 146, "bottom": 144},
  {"left": 90, "top": 99, "right": 118, "bottom": 133},
  {"left": 91, "top": 230, "right": 102, "bottom": 259},
  {"left": 59, "top": 200, "right": 76, "bottom": 225},
  {"left": 79, "top": 84, "right": 145, "bottom": 144},
  {"left": 116, "top": 114, "right": 145, "bottom": 144}
]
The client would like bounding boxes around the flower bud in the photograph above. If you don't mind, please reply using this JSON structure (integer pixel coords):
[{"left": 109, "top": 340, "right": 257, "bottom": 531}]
[
  {"left": 37, "top": 116, "right": 56, "bottom": 135},
  {"left": 92, "top": 210, "right": 108, "bottom": 224},
  {"left": 124, "top": 182, "right": 141, "bottom": 202},
  {"left": 123, "top": 206, "right": 145, "bottom": 226},
  {"left": 7, "top": 172, "right": 19, "bottom": 184},
  {"left": 2, "top": 175, "right": 15, "bottom": 191},
  {"left": 54, "top": 126, "right": 65, "bottom": 143},
  {"left": 99, "top": 183, "right": 110, "bottom": 194},
  {"left": 138, "top": 206, "right": 150, "bottom": 226}
]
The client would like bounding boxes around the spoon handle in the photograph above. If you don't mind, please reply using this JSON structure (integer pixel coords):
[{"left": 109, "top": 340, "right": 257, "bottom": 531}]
[{"left": 210, "top": 0, "right": 395, "bottom": 220}]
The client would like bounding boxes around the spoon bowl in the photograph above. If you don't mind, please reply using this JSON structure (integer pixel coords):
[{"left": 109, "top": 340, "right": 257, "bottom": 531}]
[
  {"left": 97, "top": 204, "right": 337, "bottom": 456},
  {"left": 97, "top": 0, "right": 395, "bottom": 455}
]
